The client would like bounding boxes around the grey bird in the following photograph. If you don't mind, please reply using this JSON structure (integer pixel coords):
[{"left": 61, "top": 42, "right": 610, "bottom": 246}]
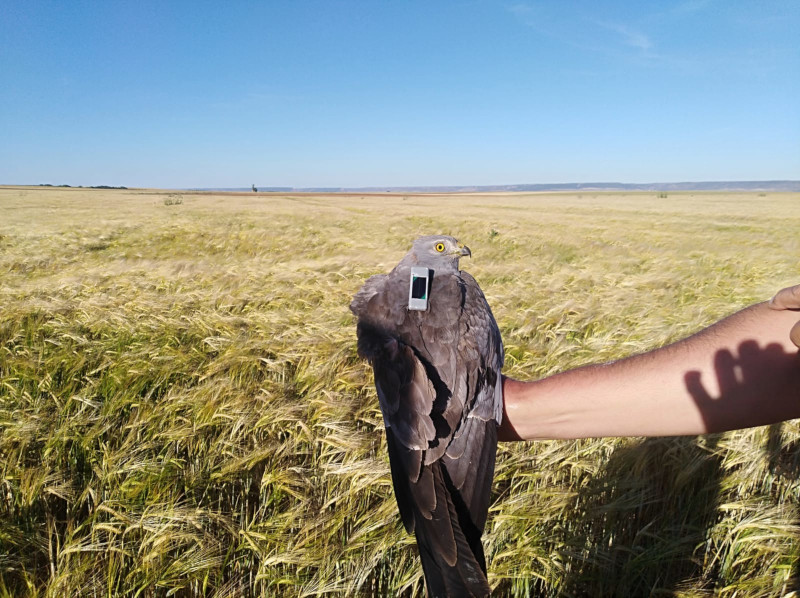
[{"left": 350, "top": 235, "right": 503, "bottom": 597}]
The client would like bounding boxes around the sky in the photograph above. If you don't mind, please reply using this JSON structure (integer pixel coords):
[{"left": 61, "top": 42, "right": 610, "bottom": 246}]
[{"left": 1, "top": 1, "right": 798, "bottom": 189}]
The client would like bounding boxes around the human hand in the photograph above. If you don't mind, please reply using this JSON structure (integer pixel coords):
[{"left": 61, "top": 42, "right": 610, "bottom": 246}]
[{"left": 769, "top": 284, "right": 800, "bottom": 348}]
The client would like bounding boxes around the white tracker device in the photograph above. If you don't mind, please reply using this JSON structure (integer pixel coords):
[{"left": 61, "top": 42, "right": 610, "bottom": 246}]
[{"left": 408, "top": 267, "right": 431, "bottom": 311}]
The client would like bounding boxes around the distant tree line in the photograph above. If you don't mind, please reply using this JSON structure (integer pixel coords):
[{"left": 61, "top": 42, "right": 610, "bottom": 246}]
[{"left": 38, "top": 184, "right": 128, "bottom": 189}]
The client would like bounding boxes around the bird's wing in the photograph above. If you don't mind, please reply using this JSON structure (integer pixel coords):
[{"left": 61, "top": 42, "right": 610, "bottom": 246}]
[
  {"left": 439, "top": 270, "right": 503, "bottom": 531},
  {"left": 351, "top": 272, "right": 442, "bottom": 532}
]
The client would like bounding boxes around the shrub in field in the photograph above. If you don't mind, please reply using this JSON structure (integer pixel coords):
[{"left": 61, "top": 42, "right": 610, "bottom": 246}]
[{"left": 164, "top": 194, "right": 184, "bottom": 206}]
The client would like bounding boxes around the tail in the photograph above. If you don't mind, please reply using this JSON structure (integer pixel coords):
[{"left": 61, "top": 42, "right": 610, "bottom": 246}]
[{"left": 413, "top": 461, "right": 490, "bottom": 598}]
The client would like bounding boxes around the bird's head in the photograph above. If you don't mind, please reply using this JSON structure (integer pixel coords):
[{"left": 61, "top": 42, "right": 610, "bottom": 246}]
[{"left": 401, "top": 235, "right": 471, "bottom": 272}]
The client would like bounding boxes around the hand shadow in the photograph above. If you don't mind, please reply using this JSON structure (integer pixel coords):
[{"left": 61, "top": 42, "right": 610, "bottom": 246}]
[
  {"left": 684, "top": 340, "right": 800, "bottom": 433},
  {"left": 685, "top": 340, "right": 800, "bottom": 593}
]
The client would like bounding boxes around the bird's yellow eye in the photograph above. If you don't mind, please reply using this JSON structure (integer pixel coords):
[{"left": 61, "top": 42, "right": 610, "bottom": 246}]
[{"left": 435, "top": 242, "right": 445, "bottom": 253}]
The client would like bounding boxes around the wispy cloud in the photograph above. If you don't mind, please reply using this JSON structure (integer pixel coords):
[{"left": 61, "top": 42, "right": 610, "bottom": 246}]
[
  {"left": 209, "top": 90, "right": 304, "bottom": 111},
  {"left": 504, "top": 2, "right": 584, "bottom": 48},
  {"left": 504, "top": 3, "right": 718, "bottom": 74},
  {"left": 506, "top": 3, "right": 657, "bottom": 61},
  {"left": 599, "top": 22, "right": 653, "bottom": 52},
  {"left": 504, "top": 2, "right": 547, "bottom": 30},
  {"left": 506, "top": 3, "right": 535, "bottom": 19},
  {"left": 506, "top": 3, "right": 528, "bottom": 14},
  {"left": 672, "top": 0, "right": 714, "bottom": 16}
]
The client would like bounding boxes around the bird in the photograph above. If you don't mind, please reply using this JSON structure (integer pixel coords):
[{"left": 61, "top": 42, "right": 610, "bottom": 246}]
[{"left": 350, "top": 235, "right": 504, "bottom": 597}]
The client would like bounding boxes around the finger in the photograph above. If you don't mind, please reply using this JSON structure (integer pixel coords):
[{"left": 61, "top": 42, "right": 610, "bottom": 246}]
[
  {"left": 791, "top": 321, "right": 800, "bottom": 349},
  {"left": 714, "top": 348, "right": 738, "bottom": 395},
  {"left": 769, "top": 284, "right": 800, "bottom": 310}
]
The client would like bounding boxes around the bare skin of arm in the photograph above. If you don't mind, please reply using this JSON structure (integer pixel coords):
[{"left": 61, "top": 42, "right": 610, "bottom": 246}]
[{"left": 499, "top": 296, "right": 800, "bottom": 441}]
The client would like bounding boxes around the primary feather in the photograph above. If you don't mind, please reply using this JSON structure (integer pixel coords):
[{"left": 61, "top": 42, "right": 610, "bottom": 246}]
[{"left": 350, "top": 235, "right": 504, "bottom": 597}]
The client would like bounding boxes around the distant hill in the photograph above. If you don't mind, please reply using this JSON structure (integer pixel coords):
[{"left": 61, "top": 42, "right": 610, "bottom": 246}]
[{"left": 194, "top": 181, "right": 800, "bottom": 193}]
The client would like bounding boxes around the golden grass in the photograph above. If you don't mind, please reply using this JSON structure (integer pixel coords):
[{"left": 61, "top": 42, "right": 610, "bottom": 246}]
[{"left": 1, "top": 186, "right": 798, "bottom": 596}]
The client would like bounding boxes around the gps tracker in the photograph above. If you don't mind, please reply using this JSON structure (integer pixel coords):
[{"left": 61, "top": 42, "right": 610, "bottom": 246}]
[{"left": 408, "top": 267, "right": 431, "bottom": 311}]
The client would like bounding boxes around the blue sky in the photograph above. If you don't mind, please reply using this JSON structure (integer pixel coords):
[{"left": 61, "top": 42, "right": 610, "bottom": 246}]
[{"left": 1, "top": 1, "right": 798, "bottom": 188}]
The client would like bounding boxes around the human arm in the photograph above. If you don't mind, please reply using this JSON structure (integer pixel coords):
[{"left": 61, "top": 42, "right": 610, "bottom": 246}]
[{"left": 499, "top": 300, "right": 800, "bottom": 441}]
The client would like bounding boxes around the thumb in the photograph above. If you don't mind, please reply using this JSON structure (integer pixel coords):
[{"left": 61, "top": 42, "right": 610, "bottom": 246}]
[
  {"left": 769, "top": 284, "right": 800, "bottom": 310},
  {"left": 791, "top": 321, "right": 800, "bottom": 349}
]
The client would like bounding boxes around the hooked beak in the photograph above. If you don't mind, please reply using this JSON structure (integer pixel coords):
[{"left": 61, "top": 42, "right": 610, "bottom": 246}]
[{"left": 459, "top": 245, "right": 471, "bottom": 258}]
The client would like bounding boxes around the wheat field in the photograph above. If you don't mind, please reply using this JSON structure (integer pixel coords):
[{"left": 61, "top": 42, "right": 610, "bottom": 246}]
[{"left": 1, "top": 186, "right": 798, "bottom": 597}]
